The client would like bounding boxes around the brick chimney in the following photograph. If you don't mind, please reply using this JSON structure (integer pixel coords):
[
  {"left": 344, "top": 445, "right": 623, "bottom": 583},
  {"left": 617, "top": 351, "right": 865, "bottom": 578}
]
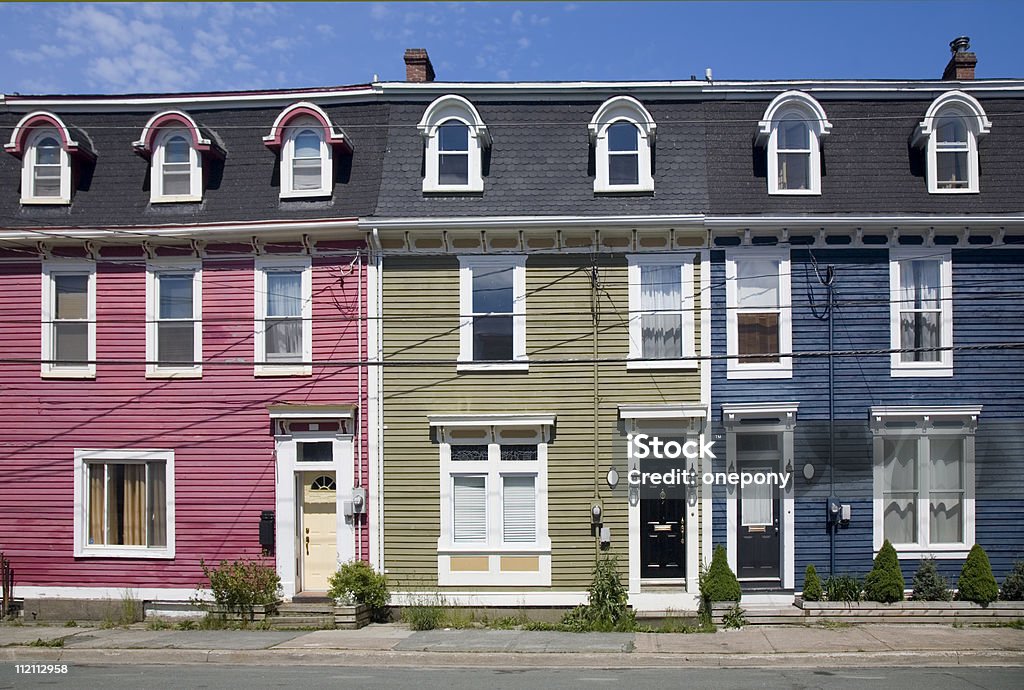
[
  {"left": 404, "top": 48, "right": 435, "bottom": 83},
  {"left": 942, "top": 36, "right": 976, "bottom": 81}
]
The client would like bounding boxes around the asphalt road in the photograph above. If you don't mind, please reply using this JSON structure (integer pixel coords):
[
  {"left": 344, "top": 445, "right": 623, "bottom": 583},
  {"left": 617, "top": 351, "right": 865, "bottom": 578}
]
[{"left": 1, "top": 664, "right": 1022, "bottom": 689}]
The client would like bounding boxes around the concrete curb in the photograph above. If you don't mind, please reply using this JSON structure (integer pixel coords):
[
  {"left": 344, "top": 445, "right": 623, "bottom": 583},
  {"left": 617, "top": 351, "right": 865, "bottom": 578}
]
[{"left": 3, "top": 647, "right": 1023, "bottom": 669}]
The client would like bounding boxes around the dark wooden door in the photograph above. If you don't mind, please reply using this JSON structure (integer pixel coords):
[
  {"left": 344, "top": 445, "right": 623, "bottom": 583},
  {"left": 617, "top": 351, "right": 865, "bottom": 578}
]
[
  {"left": 640, "top": 494, "right": 686, "bottom": 579},
  {"left": 736, "top": 462, "right": 780, "bottom": 581}
]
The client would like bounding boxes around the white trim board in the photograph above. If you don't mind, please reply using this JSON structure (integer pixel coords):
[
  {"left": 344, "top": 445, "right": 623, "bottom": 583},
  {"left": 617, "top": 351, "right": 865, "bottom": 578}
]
[{"left": 15, "top": 586, "right": 209, "bottom": 602}]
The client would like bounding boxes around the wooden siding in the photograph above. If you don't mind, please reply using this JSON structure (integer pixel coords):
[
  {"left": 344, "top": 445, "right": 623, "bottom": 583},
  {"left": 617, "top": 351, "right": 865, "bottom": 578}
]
[
  {"left": 0, "top": 243, "right": 371, "bottom": 590},
  {"left": 382, "top": 253, "right": 704, "bottom": 591},
  {"left": 709, "top": 247, "right": 1024, "bottom": 584}
]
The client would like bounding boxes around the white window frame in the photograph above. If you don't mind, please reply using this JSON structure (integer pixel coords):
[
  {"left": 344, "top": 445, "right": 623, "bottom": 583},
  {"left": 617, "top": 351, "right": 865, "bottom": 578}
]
[
  {"left": 254, "top": 256, "right": 312, "bottom": 377},
  {"left": 757, "top": 91, "right": 831, "bottom": 196},
  {"left": 457, "top": 255, "right": 527, "bottom": 372},
  {"left": 73, "top": 448, "right": 176, "bottom": 559},
  {"left": 280, "top": 116, "right": 333, "bottom": 199},
  {"left": 589, "top": 96, "right": 655, "bottom": 193},
  {"left": 725, "top": 249, "right": 792, "bottom": 380},
  {"left": 914, "top": 91, "right": 991, "bottom": 195},
  {"left": 150, "top": 128, "right": 203, "bottom": 203},
  {"left": 41, "top": 260, "right": 96, "bottom": 379},
  {"left": 146, "top": 259, "right": 202, "bottom": 379},
  {"left": 418, "top": 94, "right": 489, "bottom": 193},
  {"left": 432, "top": 416, "right": 553, "bottom": 587},
  {"left": 21, "top": 127, "right": 72, "bottom": 205},
  {"left": 870, "top": 406, "right": 980, "bottom": 560},
  {"left": 889, "top": 248, "right": 953, "bottom": 377},
  {"left": 626, "top": 254, "right": 695, "bottom": 370}
]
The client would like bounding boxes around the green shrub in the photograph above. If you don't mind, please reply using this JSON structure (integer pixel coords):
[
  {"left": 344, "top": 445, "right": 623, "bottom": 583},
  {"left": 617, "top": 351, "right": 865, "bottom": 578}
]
[
  {"left": 999, "top": 561, "right": 1024, "bottom": 601},
  {"left": 911, "top": 558, "right": 952, "bottom": 601},
  {"left": 327, "top": 560, "right": 391, "bottom": 622},
  {"left": 958, "top": 544, "right": 999, "bottom": 605},
  {"left": 701, "top": 545, "right": 741, "bottom": 602},
  {"left": 721, "top": 604, "right": 747, "bottom": 629},
  {"left": 863, "top": 540, "right": 905, "bottom": 603},
  {"left": 196, "top": 558, "right": 281, "bottom": 621},
  {"left": 559, "top": 556, "right": 635, "bottom": 632},
  {"left": 823, "top": 574, "right": 862, "bottom": 603},
  {"left": 802, "top": 564, "right": 823, "bottom": 602}
]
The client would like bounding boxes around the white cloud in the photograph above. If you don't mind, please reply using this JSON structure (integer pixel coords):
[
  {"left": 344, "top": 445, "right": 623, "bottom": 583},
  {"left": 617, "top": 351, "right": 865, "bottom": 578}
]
[
  {"left": 511, "top": 10, "right": 523, "bottom": 25},
  {"left": 316, "top": 23, "right": 335, "bottom": 37},
  {"left": 518, "top": 37, "right": 531, "bottom": 50}
]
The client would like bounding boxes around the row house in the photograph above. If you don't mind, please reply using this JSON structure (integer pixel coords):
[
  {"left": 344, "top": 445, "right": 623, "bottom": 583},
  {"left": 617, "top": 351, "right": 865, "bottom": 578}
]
[{"left": 1, "top": 39, "right": 1022, "bottom": 615}]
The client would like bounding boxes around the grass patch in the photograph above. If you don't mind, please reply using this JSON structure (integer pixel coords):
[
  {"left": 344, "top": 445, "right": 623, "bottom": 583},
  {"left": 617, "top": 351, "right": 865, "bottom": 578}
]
[
  {"left": 146, "top": 618, "right": 174, "bottom": 631},
  {"left": 28, "top": 637, "right": 64, "bottom": 648},
  {"left": 978, "top": 619, "right": 1024, "bottom": 630},
  {"left": 63, "top": 620, "right": 78, "bottom": 628}
]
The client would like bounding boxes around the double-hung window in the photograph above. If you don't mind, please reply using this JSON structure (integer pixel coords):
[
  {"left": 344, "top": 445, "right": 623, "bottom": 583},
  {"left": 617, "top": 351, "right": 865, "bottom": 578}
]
[
  {"left": 871, "top": 407, "right": 979, "bottom": 559},
  {"left": 890, "top": 249, "right": 952, "bottom": 377},
  {"left": 458, "top": 256, "right": 527, "bottom": 371},
  {"left": 74, "top": 449, "right": 175, "bottom": 558},
  {"left": 146, "top": 261, "right": 202, "bottom": 378},
  {"left": 255, "top": 257, "right": 312, "bottom": 376},
  {"left": 281, "top": 118, "right": 332, "bottom": 198},
  {"left": 438, "top": 121, "right": 470, "bottom": 185},
  {"left": 151, "top": 129, "right": 202, "bottom": 203},
  {"left": 22, "top": 129, "right": 71, "bottom": 203},
  {"left": 915, "top": 91, "right": 990, "bottom": 194},
  {"left": 627, "top": 255, "right": 696, "bottom": 369},
  {"left": 589, "top": 96, "right": 655, "bottom": 193},
  {"left": 41, "top": 260, "right": 96, "bottom": 378},
  {"left": 725, "top": 251, "right": 792, "bottom": 379},
  {"left": 434, "top": 417, "right": 552, "bottom": 586},
  {"left": 757, "top": 91, "right": 831, "bottom": 196},
  {"left": 418, "top": 95, "right": 489, "bottom": 193}
]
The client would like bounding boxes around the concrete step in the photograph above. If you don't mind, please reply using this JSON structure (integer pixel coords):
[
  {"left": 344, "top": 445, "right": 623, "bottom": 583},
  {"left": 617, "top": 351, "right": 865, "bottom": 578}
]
[
  {"left": 276, "top": 603, "right": 336, "bottom": 615},
  {"left": 267, "top": 614, "right": 335, "bottom": 629}
]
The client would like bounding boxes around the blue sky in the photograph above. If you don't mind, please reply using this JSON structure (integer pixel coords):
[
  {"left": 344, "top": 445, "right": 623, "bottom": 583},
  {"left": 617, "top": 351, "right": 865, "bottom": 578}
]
[{"left": 1, "top": 2, "right": 1022, "bottom": 94}]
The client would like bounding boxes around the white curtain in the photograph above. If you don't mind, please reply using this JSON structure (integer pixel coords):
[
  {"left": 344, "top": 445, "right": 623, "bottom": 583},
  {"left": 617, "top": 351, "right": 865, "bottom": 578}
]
[
  {"left": 502, "top": 475, "right": 536, "bottom": 543},
  {"left": 266, "top": 273, "right": 302, "bottom": 357},
  {"left": 453, "top": 476, "right": 486, "bottom": 543},
  {"left": 741, "top": 474, "right": 772, "bottom": 526},
  {"left": 737, "top": 434, "right": 777, "bottom": 527},
  {"left": 883, "top": 439, "right": 918, "bottom": 544},
  {"left": 640, "top": 265, "right": 681, "bottom": 359},
  {"left": 899, "top": 260, "right": 941, "bottom": 361},
  {"left": 929, "top": 438, "right": 963, "bottom": 544}
]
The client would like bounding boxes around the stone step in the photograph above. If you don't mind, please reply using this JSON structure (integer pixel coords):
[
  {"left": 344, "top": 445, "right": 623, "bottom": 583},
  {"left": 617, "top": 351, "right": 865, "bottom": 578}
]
[
  {"left": 267, "top": 615, "right": 335, "bottom": 629},
  {"left": 276, "top": 603, "right": 337, "bottom": 615}
]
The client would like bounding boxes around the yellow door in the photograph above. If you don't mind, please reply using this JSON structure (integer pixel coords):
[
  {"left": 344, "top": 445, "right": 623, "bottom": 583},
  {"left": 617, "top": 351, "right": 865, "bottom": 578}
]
[{"left": 301, "top": 472, "right": 337, "bottom": 592}]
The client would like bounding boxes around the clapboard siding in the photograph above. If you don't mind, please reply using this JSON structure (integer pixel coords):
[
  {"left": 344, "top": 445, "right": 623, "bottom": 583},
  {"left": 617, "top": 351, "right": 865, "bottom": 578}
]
[
  {"left": 0, "top": 243, "right": 371, "bottom": 590},
  {"left": 382, "top": 252, "right": 704, "bottom": 591},
  {"left": 710, "top": 247, "right": 1024, "bottom": 588}
]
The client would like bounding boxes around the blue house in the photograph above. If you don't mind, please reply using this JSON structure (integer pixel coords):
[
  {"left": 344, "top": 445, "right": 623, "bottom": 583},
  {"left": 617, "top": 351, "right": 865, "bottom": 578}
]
[{"left": 704, "top": 40, "right": 1024, "bottom": 597}]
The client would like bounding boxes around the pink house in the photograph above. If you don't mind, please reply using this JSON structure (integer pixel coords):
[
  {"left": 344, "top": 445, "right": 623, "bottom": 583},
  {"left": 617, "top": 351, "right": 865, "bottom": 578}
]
[{"left": 0, "top": 88, "right": 385, "bottom": 607}]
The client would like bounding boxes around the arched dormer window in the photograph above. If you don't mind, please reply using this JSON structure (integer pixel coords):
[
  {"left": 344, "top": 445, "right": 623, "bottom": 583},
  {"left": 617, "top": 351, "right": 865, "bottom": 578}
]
[
  {"left": 417, "top": 95, "right": 490, "bottom": 193},
  {"left": 263, "top": 102, "right": 350, "bottom": 199},
  {"left": 4, "top": 111, "right": 95, "bottom": 205},
  {"left": 912, "top": 90, "right": 991, "bottom": 194},
  {"left": 133, "top": 110, "right": 225, "bottom": 204},
  {"left": 588, "top": 96, "right": 655, "bottom": 193},
  {"left": 756, "top": 91, "right": 832, "bottom": 195}
]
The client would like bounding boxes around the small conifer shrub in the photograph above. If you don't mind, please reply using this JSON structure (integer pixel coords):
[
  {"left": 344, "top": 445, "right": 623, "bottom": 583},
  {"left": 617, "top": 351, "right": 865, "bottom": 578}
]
[
  {"left": 958, "top": 544, "right": 999, "bottom": 605},
  {"left": 863, "top": 540, "right": 905, "bottom": 603},
  {"left": 802, "top": 564, "right": 823, "bottom": 602}
]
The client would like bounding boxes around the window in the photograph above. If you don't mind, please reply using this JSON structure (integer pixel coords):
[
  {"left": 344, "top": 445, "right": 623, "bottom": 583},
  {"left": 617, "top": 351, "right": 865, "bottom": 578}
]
[
  {"left": 757, "top": 91, "right": 831, "bottom": 195},
  {"left": 255, "top": 257, "right": 312, "bottom": 376},
  {"left": 433, "top": 416, "right": 553, "bottom": 586},
  {"left": 41, "top": 261, "right": 96, "bottom": 378},
  {"left": 281, "top": 118, "right": 332, "bottom": 198},
  {"left": 871, "top": 407, "right": 979, "bottom": 559},
  {"left": 458, "top": 256, "right": 527, "bottom": 371},
  {"left": 627, "top": 255, "right": 696, "bottom": 369},
  {"left": 146, "top": 261, "right": 201, "bottom": 378},
  {"left": 74, "top": 449, "right": 175, "bottom": 559},
  {"left": 22, "top": 129, "right": 71, "bottom": 203},
  {"left": 889, "top": 249, "right": 953, "bottom": 377},
  {"left": 589, "top": 96, "right": 655, "bottom": 193},
  {"left": 418, "top": 94, "right": 489, "bottom": 192},
  {"left": 914, "top": 91, "right": 991, "bottom": 194},
  {"left": 151, "top": 129, "right": 202, "bottom": 203},
  {"left": 725, "top": 251, "right": 792, "bottom": 379}
]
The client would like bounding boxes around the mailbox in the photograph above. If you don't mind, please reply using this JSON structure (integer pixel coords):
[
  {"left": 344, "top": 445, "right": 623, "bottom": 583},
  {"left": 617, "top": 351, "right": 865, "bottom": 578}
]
[{"left": 259, "top": 510, "right": 275, "bottom": 554}]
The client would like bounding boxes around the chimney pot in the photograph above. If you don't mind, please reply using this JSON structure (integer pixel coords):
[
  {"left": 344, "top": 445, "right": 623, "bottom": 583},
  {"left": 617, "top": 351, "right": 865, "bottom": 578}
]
[
  {"left": 942, "top": 36, "right": 976, "bottom": 81},
  {"left": 404, "top": 48, "right": 435, "bottom": 83}
]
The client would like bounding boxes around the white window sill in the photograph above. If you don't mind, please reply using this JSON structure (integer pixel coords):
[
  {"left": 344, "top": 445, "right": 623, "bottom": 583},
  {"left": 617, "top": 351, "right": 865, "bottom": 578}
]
[
  {"left": 726, "top": 365, "right": 792, "bottom": 380},
  {"left": 457, "top": 362, "right": 530, "bottom": 373},
  {"left": 41, "top": 367, "right": 96, "bottom": 379},
  {"left": 21, "top": 197, "right": 71, "bottom": 205},
  {"left": 423, "top": 182, "right": 484, "bottom": 194},
  {"left": 75, "top": 547, "right": 174, "bottom": 559},
  {"left": 280, "top": 189, "right": 332, "bottom": 200},
  {"left": 146, "top": 367, "right": 203, "bottom": 379},
  {"left": 151, "top": 195, "right": 203, "bottom": 204},
  {"left": 594, "top": 183, "right": 654, "bottom": 194},
  {"left": 890, "top": 365, "right": 953, "bottom": 378},
  {"left": 879, "top": 547, "right": 970, "bottom": 560},
  {"left": 929, "top": 187, "right": 978, "bottom": 195},
  {"left": 627, "top": 359, "right": 698, "bottom": 371},
  {"left": 254, "top": 364, "right": 312, "bottom": 377},
  {"left": 439, "top": 545, "right": 551, "bottom": 555},
  {"left": 769, "top": 188, "right": 820, "bottom": 196}
]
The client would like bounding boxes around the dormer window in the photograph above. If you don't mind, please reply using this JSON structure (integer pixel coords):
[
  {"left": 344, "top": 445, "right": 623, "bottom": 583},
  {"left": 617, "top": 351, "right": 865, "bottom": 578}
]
[
  {"left": 133, "top": 110, "right": 224, "bottom": 204},
  {"left": 913, "top": 90, "right": 991, "bottom": 194},
  {"left": 5, "top": 111, "right": 94, "bottom": 206},
  {"left": 757, "top": 91, "right": 831, "bottom": 195},
  {"left": 418, "top": 95, "right": 489, "bottom": 193},
  {"left": 589, "top": 96, "right": 655, "bottom": 193},
  {"left": 264, "top": 102, "right": 349, "bottom": 199}
]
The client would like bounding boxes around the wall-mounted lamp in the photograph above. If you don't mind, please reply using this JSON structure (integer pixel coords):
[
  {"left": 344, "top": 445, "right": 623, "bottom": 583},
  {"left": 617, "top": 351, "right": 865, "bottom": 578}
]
[
  {"left": 728, "top": 461, "right": 735, "bottom": 475},
  {"left": 606, "top": 467, "right": 619, "bottom": 490},
  {"left": 628, "top": 486, "right": 640, "bottom": 507},
  {"left": 687, "top": 463, "right": 697, "bottom": 486},
  {"left": 785, "top": 459, "right": 793, "bottom": 476},
  {"left": 591, "top": 501, "right": 603, "bottom": 524}
]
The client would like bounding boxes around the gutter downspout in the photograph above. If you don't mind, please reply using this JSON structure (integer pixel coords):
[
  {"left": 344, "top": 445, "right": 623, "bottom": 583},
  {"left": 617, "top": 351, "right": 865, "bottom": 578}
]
[{"left": 368, "top": 227, "right": 385, "bottom": 572}]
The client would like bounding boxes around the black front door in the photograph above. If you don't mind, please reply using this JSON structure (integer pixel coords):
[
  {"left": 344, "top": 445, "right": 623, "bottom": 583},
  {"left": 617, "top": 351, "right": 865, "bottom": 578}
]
[
  {"left": 736, "top": 460, "right": 781, "bottom": 581},
  {"left": 640, "top": 494, "right": 686, "bottom": 579}
]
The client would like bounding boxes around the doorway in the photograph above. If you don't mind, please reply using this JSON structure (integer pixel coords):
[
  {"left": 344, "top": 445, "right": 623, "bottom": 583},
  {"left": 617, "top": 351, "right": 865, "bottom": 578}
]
[
  {"left": 734, "top": 433, "right": 781, "bottom": 583},
  {"left": 301, "top": 472, "right": 337, "bottom": 592},
  {"left": 640, "top": 493, "right": 686, "bottom": 579}
]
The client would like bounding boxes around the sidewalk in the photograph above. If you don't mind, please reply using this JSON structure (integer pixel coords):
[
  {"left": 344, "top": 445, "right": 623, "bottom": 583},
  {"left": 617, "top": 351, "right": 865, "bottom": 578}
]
[{"left": 2, "top": 623, "right": 1023, "bottom": 668}]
